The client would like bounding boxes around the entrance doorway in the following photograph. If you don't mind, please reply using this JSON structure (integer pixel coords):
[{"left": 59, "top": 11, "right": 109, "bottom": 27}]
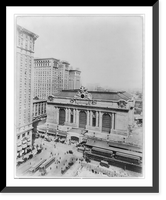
[
  {"left": 102, "top": 114, "right": 111, "bottom": 133},
  {"left": 79, "top": 111, "right": 87, "bottom": 128}
]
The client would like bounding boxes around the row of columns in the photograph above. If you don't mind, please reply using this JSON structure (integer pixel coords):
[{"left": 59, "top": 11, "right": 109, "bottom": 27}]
[
  {"left": 33, "top": 102, "right": 46, "bottom": 117},
  {"left": 55, "top": 107, "right": 115, "bottom": 130}
]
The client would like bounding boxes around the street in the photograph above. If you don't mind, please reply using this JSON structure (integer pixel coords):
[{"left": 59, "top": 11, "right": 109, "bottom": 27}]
[
  {"left": 16, "top": 135, "right": 142, "bottom": 178},
  {"left": 16, "top": 137, "right": 83, "bottom": 177}
]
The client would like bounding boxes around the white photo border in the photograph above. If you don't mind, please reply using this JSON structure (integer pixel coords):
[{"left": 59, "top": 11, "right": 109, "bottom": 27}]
[{"left": 6, "top": 5, "right": 157, "bottom": 191}]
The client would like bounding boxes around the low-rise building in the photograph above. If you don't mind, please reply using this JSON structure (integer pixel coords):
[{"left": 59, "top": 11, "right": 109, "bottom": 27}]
[{"left": 32, "top": 97, "right": 47, "bottom": 122}]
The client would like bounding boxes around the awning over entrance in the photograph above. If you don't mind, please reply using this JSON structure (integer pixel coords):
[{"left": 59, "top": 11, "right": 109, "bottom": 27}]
[
  {"left": 86, "top": 138, "right": 142, "bottom": 153},
  {"left": 47, "top": 131, "right": 56, "bottom": 135},
  {"left": 71, "top": 136, "right": 79, "bottom": 142},
  {"left": 57, "top": 131, "right": 67, "bottom": 137}
]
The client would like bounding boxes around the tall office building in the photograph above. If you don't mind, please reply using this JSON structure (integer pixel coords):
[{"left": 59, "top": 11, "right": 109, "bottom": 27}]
[
  {"left": 68, "top": 69, "right": 81, "bottom": 89},
  {"left": 34, "top": 58, "right": 81, "bottom": 99},
  {"left": 34, "top": 58, "right": 59, "bottom": 99},
  {"left": 57, "top": 61, "right": 70, "bottom": 91},
  {"left": 16, "top": 25, "right": 38, "bottom": 157}
]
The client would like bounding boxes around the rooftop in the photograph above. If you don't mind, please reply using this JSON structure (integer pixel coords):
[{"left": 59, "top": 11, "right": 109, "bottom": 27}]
[
  {"left": 34, "top": 58, "right": 60, "bottom": 61},
  {"left": 17, "top": 25, "right": 39, "bottom": 40},
  {"left": 33, "top": 97, "right": 47, "bottom": 103},
  {"left": 61, "top": 60, "right": 70, "bottom": 65},
  {"left": 52, "top": 90, "right": 133, "bottom": 102},
  {"left": 69, "top": 69, "right": 81, "bottom": 72}
]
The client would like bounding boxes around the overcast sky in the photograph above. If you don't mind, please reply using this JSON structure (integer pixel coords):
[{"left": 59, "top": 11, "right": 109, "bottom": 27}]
[{"left": 17, "top": 16, "right": 143, "bottom": 91}]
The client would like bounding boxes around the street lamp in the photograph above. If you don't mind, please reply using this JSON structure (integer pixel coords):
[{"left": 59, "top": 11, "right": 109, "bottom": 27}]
[{"left": 107, "top": 134, "right": 109, "bottom": 141}]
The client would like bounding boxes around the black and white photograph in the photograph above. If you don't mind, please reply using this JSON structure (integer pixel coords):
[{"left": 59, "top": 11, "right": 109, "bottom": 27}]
[{"left": 15, "top": 14, "right": 144, "bottom": 179}]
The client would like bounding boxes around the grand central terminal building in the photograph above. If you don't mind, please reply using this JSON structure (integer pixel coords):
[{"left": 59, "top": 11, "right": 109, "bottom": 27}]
[{"left": 39, "top": 86, "right": 135, "bottom": 140}]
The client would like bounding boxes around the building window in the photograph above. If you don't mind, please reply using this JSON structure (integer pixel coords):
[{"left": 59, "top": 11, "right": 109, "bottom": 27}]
[
  {"left": 70, "top": 110, "right": 73, "bottom": 123},
  {"left": 92, "top": 112, "right": 96, "bottom": 127}
]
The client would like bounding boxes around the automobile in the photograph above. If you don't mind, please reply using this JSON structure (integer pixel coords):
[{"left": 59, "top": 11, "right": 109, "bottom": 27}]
[
  {"left": 85, "top": 158, "right": 91, "bottom": 163},
  {"left": 16, "top": 158, "right": 24, "bottom": 166},
  {"left": 77, "top": 147, "right": 84, "bottom": 153},
  {"left": 40, "top": 134, "right": 45, "bottom": 138},
  {"left": 44, "top": 137, "right": 52, "bottom": 142},
  {"left": 68, "top": 150, "right": 73, "bottom": 154},
  {"left": 28, "top": 153, "right": 33, "bottom": 159},
  {"left": 59, "top": 138, "right": 66, "bottom": 143},
  {"left": 35, "top": 133, "right": 39, "bottom": 138},
  {"left": 100, "top": 160, "right": 109, "bottom": 168},
  {"left": 84, "top": 147, "right": 91, "bottom": 151},
  {"left": 37, "top": 148, "right": 42, "bottom": 154},
  {"left": 54, "top": 136, "right": 59, "bottom": 142},
  {"left": 23, "top": 153, "right": 30, "bottom": 161},
  {"left": 32, "top": 149, "right": 38, "bottom": 156},
  {"left": 76, "top": 141, "right": 86, "bottom": 148}
]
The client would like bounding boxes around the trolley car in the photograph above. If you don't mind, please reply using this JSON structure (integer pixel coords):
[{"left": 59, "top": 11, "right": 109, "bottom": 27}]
[
  {"left": 114, "top": 152, "right": 141, "bottom": 164},
  {"left": 39, "top": 157, "right": 55, "bottom": 174},
  {"left": 91, "top": 147, "right": 114, "bottom": 158},
  {"left": 29, "top": 159, "right": 47, "bottom": 173}
]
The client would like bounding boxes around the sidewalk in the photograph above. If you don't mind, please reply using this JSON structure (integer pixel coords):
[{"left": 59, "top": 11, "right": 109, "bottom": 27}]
[{"left": 84, "top": 130, "right": 130, "bottom": 145}]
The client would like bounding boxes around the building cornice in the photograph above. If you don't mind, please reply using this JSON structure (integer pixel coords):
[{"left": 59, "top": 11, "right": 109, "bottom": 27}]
[
  {"left": 16, "top": 122, "right": 33, "bottom": 129},
  {"left": 16, "top": 46, "right": 35, "bottom": 54},
  {"left": 47, "top": 102, "right": 129, "bottom": 113},
  {"left": 17, "top": 25, "right": 39, "bottom": 40},
  {"left": 16, "top": 126, "right": 33, "bottom": 135},
  {"left": 34, "top": 58, "right": 59, "bottom": 62},
  {"left": 47, "top": 96, "right": 131, "bottom": 104}
]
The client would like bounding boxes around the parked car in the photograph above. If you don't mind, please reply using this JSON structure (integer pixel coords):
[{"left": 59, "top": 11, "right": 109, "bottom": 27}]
[
  {"left": 100, "top": 160, "right": 109, "bottom": 168},
  {"left": 59, "top": 138, "right": 66, "bottom": 143},
  {"left": 29, "top": 153, "right": 33, "bottom": 159},
  {"left": 76, "top": 141, "right": 86, "bottom": 148},
  {"left": 16, "top": 158, "right": 24, "bottom": 166}
]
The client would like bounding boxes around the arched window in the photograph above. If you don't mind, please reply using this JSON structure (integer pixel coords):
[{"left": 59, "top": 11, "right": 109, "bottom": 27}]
[{"left": 92, "top": 111, "right": 96, "bottom": 127}]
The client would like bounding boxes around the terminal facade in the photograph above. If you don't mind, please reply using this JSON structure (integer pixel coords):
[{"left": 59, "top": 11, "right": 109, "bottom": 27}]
[{"left": 46, "top": 86, "right": 135, "bottom": 136}]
